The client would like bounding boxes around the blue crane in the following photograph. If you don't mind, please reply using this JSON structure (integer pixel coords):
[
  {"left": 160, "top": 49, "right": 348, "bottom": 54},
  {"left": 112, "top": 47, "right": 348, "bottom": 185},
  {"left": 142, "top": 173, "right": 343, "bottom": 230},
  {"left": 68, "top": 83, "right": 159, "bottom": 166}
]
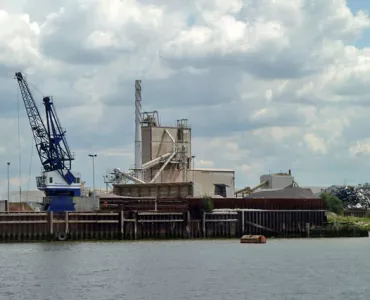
[{"left": 15, "top": 72, "right": 81, "bottom": 212}]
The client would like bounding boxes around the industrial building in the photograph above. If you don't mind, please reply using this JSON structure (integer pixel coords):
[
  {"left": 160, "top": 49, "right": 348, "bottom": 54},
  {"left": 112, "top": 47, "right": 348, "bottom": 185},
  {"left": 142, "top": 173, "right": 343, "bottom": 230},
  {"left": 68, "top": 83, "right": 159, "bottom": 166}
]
[
  {"left": 259, "top": 170, "right": 297, "bottom": 190},
  {"left": 108, "top": 80, "right": 235, "bottom": 198},
  {"left": 235, "top": 170, "right": 298, "bottom": 197},
  {"left": 0, "top": 76, "right": 329, "bottom": 238},
  {"left": 105, "top": 80, "right": 326, "bottom": 202}
]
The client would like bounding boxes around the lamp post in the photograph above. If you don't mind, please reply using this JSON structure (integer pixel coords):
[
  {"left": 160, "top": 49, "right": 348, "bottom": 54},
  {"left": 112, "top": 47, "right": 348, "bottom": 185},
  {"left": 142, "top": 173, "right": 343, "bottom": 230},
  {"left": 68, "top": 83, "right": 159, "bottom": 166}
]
[
  {"left": 103, "top": 175, "right": 109, "bottom": 193},
  {"left": 7, "top": 162, "right": 10, "bottom": 212},
  {"left": 88, "top": 154, "right": 97, "bottom": 201}
]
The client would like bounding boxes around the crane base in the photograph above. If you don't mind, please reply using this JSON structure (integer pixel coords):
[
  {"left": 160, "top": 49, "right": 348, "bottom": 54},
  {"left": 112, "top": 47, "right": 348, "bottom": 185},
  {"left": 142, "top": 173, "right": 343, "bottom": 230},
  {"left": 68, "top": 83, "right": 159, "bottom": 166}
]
[{"left": 43, "top": 196, "right": 76, "bottom": 212}]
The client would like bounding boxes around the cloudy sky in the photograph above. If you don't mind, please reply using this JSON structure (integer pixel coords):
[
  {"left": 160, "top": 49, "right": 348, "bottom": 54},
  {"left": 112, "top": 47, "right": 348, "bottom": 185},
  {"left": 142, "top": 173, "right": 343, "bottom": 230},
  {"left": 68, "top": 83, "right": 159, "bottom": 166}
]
[{"left": 1, "top": 0, "right": 370, "bottom": 197}]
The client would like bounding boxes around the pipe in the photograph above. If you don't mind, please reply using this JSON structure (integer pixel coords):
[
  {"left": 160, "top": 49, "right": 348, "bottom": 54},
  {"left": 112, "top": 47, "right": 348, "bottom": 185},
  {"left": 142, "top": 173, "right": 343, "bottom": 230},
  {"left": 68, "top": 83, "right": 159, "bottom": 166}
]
[
  {"left": 142, "top": 153, "right": 171, "bottom": 170},
  {"left": 113, "top": 168, "right": 146, "bottom": 184},
  {"left": 183, "top": 160, "right": 187, "bottom": 182},
  {"left": 150, "top": 151, "right": 177, "bottom": 183},
  {"left": 135, "top": 80, "right": 143, "bottom": 180},
  {"left": 235, "top": 180, "right": 268, "bottom": 195},
  {"left": 123, "top": 172, "right": 146, "bottom": 184},
  {"left": 164, "top": 129, "right": 176, "bottom": 152}
]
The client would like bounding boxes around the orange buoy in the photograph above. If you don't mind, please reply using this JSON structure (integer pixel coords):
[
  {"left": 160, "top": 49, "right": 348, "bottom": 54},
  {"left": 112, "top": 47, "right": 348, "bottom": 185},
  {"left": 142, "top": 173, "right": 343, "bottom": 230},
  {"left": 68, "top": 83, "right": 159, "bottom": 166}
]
[{"left": 240, "top": 235, "right": 267, "bottom": 244}]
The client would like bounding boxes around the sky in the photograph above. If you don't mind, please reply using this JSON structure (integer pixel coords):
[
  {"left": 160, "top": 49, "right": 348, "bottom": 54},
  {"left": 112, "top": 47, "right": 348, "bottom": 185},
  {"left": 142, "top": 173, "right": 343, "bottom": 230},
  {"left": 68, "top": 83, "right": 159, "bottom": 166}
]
[{"left": 1, "top": 0, "right": 370, "bottom": 197}]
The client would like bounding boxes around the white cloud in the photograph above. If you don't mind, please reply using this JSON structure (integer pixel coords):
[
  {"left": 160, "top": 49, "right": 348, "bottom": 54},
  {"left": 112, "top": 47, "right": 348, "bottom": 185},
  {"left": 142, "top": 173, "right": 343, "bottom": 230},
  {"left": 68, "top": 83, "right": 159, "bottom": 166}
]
[
  {"left": 1, "top": 0, "right": 370, "bottom": 195},
  {"left": 0, "top": 10, "right": 40, "bottom": 68},
  {"left": 349, "top": 138, "right": 370, "bottom": 157},
  {"left": 304, "top": 133, "right": 327, "bottom": 155}
]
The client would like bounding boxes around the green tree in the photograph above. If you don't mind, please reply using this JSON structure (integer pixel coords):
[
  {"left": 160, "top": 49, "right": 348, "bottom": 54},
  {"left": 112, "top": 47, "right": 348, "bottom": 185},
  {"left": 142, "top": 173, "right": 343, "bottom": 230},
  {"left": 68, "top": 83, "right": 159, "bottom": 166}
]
[
  {"left": 201, "top": 195, "right": 214, "bottom": 213},
  {"left": 320, "top": 192, "right": 344, "bottom": 215}
]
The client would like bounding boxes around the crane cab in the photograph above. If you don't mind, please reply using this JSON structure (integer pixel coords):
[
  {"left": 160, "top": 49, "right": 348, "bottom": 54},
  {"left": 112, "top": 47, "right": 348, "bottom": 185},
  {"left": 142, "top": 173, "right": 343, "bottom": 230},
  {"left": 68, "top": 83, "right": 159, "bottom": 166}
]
[{"left": 37, "top": 170, "right": 82, "bottom": 197}]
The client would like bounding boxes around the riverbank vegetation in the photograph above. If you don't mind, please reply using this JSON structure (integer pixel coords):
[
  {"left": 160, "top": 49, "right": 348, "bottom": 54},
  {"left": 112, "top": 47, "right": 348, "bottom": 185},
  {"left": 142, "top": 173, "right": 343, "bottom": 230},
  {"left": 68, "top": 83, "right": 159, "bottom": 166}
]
[
  {"left": 201, "top": 195, "right": 214, "bottom": 213},
  {"left": 320, "top": 192, "right": 344, "bottom": 215},
  {"left": 326, "top": 214, "right": 370, "bottom": 231},
  {"left": 320, "top": 192, "right": 370, "bottom": 231}
]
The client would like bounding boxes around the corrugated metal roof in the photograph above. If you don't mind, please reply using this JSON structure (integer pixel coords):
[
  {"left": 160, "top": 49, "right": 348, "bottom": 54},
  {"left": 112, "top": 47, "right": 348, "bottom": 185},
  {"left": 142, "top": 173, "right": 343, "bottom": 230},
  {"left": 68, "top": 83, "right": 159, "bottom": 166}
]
[
  {"left": 301, "top": 186, "right": 329, "bottom": 195},
  {"left": 253, "top": 188, "right": 284, "bottom": 192},
  {"left": 99, "top": 193, "right": 155, "bottom": 200},
  {"left": 245, "top": 187, "right": 320, "bottom": 199}
]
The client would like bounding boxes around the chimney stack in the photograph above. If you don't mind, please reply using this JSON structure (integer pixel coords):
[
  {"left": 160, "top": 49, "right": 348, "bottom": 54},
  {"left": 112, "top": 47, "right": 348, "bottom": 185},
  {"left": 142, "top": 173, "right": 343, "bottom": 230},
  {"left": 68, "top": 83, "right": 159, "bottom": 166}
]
[{"left": 134, "top": 80, "right": 143, "bottom": 180}]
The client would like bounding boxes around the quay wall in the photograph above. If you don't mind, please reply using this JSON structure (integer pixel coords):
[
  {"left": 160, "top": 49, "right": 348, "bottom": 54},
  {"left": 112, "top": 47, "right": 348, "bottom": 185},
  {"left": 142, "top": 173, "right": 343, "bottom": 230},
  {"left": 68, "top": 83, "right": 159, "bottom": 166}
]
[
  {"left": 0, "top": 209, "right": 341, "bottom": 242},
  {"left": 0, "top": 201, "right": 7, "bottom": 212},
  {"left": 99, "top": 196, "right": 325, "bottom": 213}
]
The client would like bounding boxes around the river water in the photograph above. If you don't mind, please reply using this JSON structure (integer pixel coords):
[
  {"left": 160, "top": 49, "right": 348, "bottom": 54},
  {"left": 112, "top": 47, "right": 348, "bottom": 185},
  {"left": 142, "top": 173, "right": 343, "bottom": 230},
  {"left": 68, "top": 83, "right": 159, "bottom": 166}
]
[{"left": 0, "top": 238, "right": 369, "bottom": 300}]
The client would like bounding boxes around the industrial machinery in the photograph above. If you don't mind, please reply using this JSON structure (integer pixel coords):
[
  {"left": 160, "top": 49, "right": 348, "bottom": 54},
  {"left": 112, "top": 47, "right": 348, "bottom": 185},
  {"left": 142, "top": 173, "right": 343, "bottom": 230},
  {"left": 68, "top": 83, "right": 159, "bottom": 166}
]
[
  {"left": 235, "top": 170, "right": 299, "bottom": 197},
  {"left": 106, "top": 168, "right": 145, "bottom": 185},
  {"left": 104, "top": 80, "right": 189, "bottom": 185},
  {"left": 15, "top": 72, "right": 81, "bottom": 212},
  {"left": 235, "top": 180, "right": 268, "bottom": 197}
]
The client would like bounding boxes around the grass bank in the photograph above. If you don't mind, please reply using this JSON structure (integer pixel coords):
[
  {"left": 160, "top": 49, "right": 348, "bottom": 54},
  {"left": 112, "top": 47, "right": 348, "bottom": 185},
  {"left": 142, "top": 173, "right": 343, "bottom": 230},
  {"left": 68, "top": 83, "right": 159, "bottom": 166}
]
[{"left": 326, "top": 214, "right": 370, "bottom": 231}]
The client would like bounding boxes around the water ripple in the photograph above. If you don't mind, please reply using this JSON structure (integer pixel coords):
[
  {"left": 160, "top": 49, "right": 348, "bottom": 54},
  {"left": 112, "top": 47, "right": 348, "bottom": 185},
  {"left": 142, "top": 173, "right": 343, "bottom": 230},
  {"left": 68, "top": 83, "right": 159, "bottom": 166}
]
[{"left": 0, "top": 238, "right": 369, "bottom": 300}]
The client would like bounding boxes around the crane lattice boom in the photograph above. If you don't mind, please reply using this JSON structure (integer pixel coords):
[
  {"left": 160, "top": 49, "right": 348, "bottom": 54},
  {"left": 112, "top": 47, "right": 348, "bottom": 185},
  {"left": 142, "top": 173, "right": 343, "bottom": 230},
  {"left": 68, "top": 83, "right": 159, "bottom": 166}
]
[{"left": 15, "top": 72, "right": 76, "bottom": 186}]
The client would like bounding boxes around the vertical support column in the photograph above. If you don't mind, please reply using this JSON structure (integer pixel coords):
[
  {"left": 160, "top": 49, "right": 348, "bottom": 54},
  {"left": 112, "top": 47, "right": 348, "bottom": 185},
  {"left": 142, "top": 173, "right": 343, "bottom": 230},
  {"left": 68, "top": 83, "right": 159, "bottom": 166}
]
[
  {"left": 134, "top": 212, "right": 138, "bottom": 240},
  {"left": 120, "top": 210, "right": 125, "bottom": 240},
  {"left": 241, "top": 210, "right": 245, "bottom": 236},
  {"left": 182, "top": 147, "right": 187, "bottom": 182},
  {"left": 49, "top": 211, "right": 54, "bottom": 239},
  {"left": 186, "top": 211, "right": 191, "bottom": 238},
  {"left": 135, "top": 80, "right": 143, "bottom": 180},
  {"left": 202, "top": 211, "right": 206, "bottom": 238},
  {"left": 182, "top": 212, "right": 186, "bottom": 238},
  {"left": 65, "top": 212, "right": 69, "bottom": 234},
  {"left": 7, "top": 162, "right": 10, "bottom": 212},
  {"left": 306, "top": 223, "right": 310, "bottom": 238}
]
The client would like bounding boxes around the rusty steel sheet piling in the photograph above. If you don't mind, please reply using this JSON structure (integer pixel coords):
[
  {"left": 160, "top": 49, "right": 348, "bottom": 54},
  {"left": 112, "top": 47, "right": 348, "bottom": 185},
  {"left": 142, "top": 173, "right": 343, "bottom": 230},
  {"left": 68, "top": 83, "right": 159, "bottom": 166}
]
[{"left": 0, "top": 208, "right": 337, "bottom": 242}]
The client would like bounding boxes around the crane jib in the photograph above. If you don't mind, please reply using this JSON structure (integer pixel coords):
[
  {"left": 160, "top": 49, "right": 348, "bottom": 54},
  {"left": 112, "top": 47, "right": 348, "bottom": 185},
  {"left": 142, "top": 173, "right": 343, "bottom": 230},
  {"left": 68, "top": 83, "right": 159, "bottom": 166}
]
[{"left": 15, "top": 72, "right": 76, "bottom": 187}]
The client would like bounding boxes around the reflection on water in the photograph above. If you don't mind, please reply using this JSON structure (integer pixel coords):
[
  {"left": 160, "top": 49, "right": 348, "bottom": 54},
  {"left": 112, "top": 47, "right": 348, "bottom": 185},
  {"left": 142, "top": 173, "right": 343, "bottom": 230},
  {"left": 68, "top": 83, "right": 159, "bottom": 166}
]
[{"left": 0, "top": 238, "right": 370, "bottom": 300}]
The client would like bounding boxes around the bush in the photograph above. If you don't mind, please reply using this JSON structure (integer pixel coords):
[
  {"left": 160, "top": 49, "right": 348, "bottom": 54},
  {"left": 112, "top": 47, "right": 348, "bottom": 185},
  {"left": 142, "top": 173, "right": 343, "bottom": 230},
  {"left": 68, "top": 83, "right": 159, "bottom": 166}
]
[
  {"left": 320, "top": 192, "right": 344, "bottom": 215},
  {"left": 201, "top": 195, "right": 214, "bottom": 213}
]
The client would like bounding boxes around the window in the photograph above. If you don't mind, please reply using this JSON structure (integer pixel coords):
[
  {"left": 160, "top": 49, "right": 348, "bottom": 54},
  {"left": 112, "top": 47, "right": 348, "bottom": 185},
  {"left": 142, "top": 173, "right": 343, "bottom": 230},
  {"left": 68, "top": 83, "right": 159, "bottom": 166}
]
[
  {"left": 214, "top": 184, "right": 227, "bottom": 197},
  {"left": 49, "top": 177, "right": 53, "bottom": 184},
  {"left": 177, "top": 129, "right": 183, "bottom": 142}
]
